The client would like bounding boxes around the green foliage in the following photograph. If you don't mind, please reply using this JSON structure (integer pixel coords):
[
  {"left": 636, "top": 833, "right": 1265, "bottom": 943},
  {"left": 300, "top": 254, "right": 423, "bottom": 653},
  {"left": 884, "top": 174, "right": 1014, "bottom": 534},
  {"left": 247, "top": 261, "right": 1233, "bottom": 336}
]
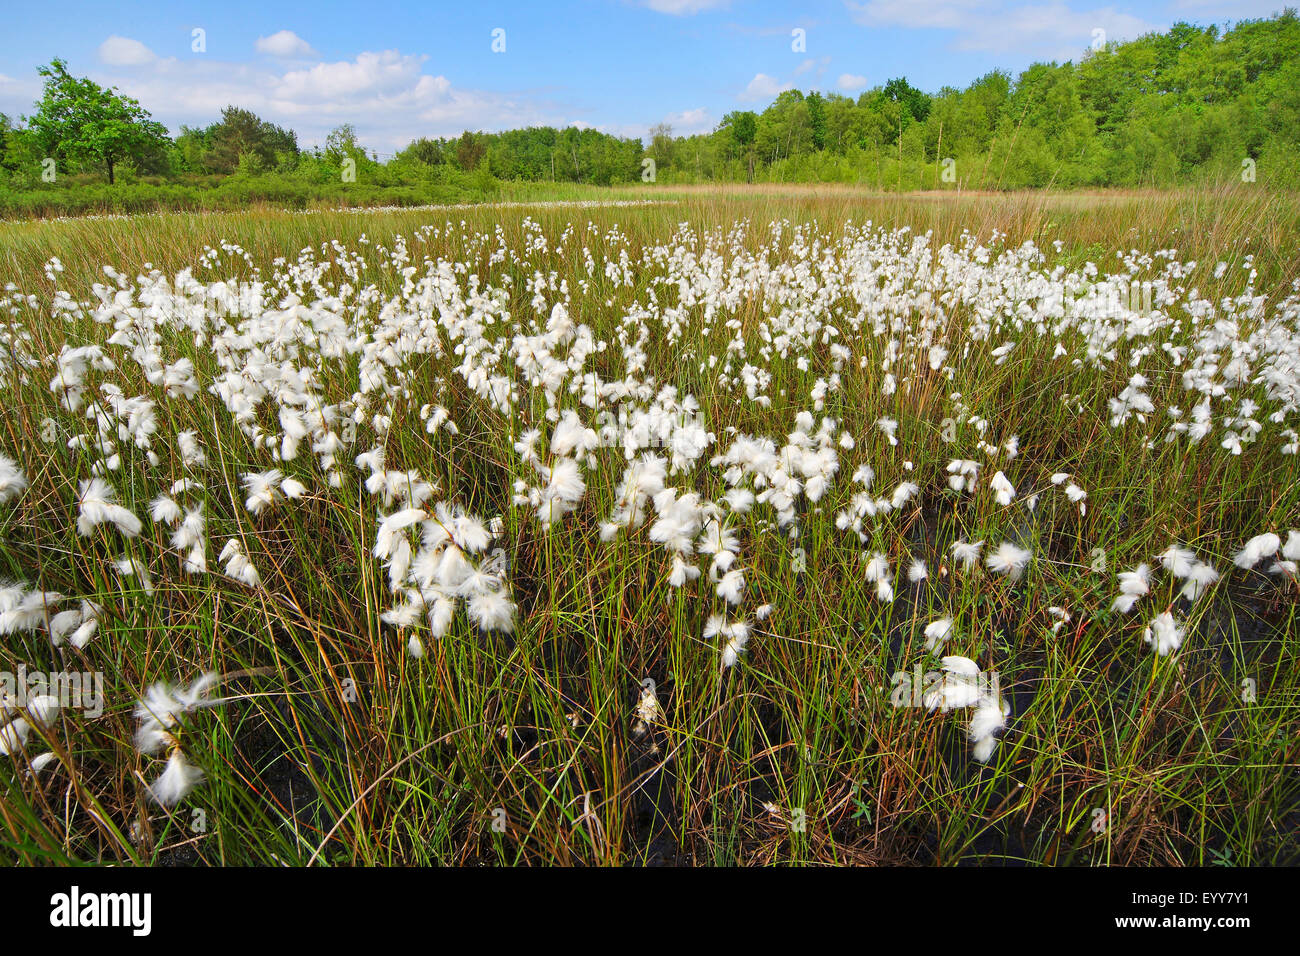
[
  {"left": 27, "top": 59, "right": 170, "bottom": 184},
  {"left": 454, "top": 131, "right": 486, "bottom": 171},
  {"left": 2, "top": 12, "right": 1299, "bottom": 214},
  {"left": 397, "top": 137, "right": 445, "bottom": 166},
  {"left": 807, "top": 92, "right": 828, "bottom": 151},
  {"left": 174, "top": 106, "right": 299, "bottom": 175},
  {"left": 653, "top": 11, "right": 1300, "bottom": 189},
  {"left": 324, "top": 123, "right": 365, "bottom": 165},
  {"left": 0, "top": 172, "right": 488, "bottom": 219}
]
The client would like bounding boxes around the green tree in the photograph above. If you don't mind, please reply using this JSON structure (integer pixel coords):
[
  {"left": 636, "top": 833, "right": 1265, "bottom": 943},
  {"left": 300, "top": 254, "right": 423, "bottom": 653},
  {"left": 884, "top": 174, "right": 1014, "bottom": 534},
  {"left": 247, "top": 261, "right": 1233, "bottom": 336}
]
[
  {"left": 454, "top": 131, "right": 486, "bottom": 171},
  {"left": 807, "top": 91, "right": 828, "bottom": 151},
  {"left": 883, "top": 77, "right": 931, "bottom": 127},
  {"left": 197, "top": 106, "right": 298, "bottom": 174},
  {"left": 27, "top": 58, "right": 169, "bottom": 184},
  {"left": 324, "top": 123, "right": 364, "bottom": 163},
  {"left": 722, "top": 110, "right": 758, "bottom": 180},
  {"left": 399, "top": 137, "right": 445, "bottom": 166},
  {"left": 649, "top": 122, "right": 674, "bottom": 172},
  {"left": 0, "top": 113, "right": 14, "bottom": 173}
]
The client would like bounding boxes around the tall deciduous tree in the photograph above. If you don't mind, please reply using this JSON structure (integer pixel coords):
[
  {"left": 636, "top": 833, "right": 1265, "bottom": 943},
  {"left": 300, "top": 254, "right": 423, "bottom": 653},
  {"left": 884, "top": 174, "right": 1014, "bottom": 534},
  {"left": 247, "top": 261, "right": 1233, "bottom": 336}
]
[
  {"left": 725, "top": 110, "right": 758, "bottom": 181},
  {"left": 454, "top": 131, "right": 486, "bottom": 171},
  {"left": 28, "top": 59, "right": 169, "bottom": 184},
  {"left": 807, "top": 92, "right": 828, "bottom": 151}
]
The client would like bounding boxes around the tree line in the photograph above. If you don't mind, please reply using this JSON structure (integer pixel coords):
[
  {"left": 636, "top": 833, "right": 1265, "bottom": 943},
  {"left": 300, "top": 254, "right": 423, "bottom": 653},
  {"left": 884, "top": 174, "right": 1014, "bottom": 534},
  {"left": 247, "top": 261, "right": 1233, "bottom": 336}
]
[
  {"left": 662, "top": 12, "right": 1300, "bottom": 188},
  {"left": 2, "top": 11, "right": 1297, "bottom": 197}
]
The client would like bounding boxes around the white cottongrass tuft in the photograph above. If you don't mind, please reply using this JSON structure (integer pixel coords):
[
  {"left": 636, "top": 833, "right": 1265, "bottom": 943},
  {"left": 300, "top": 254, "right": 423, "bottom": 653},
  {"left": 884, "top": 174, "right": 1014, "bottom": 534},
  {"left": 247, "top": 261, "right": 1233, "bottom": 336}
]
[
  {"left": 1063, "top": 483, "right": 1087, "bottom": 514},
  {"left": 969, "top": 693, "right": 1011, "bottom": 763},
  {"left": 0, "top": 584, "right": 63, "bottom": 636},
  {"left": 219, "top": 539, "right": 261, "bottom": 588},
  {"left": 1178, "top": 561, "right": 1220, "bottom": 601},
  {"left": 1158, "top": 545, "right": 1198, "bottom": 578},
  {"left": 466, "top": 588, "right": 516, "bottom": 633},
  {"left": 1142, "top": 611, "right": 1185, "bottom": 656},
  {"left": 913, "top": 654, "right": 1010, "bottom": 762},
  {"left": 149, "top": 494, "right": 182, "bottom": 526},
  {"left": 373, "top": 508, "right": 427, "bottom": 561},
  {"left": 134, "top": 672, "right": 220, "bottom": 755},
  {"left": 0, "top": 716, "right": 30, "bottom": 755},
  {"left": 950, "top": 539, "right": 984, "bottom": 571},
  {"left": 77, "top": 478, "right": 142, "bottom": 537},
  {"left": 715, "top": 567, "right": 746, "bottom": 606},
  {"left": 989, "top": 470, "right": 1016, "bottom": 506},
  {"left": 863, "top": 553, "right": 890, "bottom": 582},
  {"left": 1283, "top": 530, "right": 1300, "bottom": 562},
  {"left": 1233, "top": 533, "right": 1280, "bottom": 569},
  {"left": 242, "top": 469, "right": 285, "bottom": 516},
  {"left": 280, "top": 477, "right": 308, "bottom": 500},
  {"left": 706, "top": 614, "right": 751, "bottom": 668},
  {"left": 113, "top": 555, "right": 154, "bottom": 595},
  {"left": 146, "top": 749, "right": 206, "bottom": 807},
  {"left": 0, "top": 453, "right": 27, "bottom": 504},
  {"left": 922, "top": 617, "right": 954, "bottom": 652},
  {"left": 1112, "top": 564, "right": 1150, "bottom": 613},
  {"left": 923, "top": 655, "right": 987, "bottom": 711},
  {"left": 985, "top": 541, "right": 1032, "bottom": 580}
]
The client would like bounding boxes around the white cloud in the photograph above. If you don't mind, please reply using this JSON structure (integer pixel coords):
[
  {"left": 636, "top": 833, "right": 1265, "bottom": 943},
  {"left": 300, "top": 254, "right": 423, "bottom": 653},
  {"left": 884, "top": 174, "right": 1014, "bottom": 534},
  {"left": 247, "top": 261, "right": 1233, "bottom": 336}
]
[
  {"left": 638, "top": 0, "right": 731, "bottom": 13},
  {"left": 740, "top": 72, "right": 793, "bottom": 102},
  {"left": 0, "top": 72, "right": 38, "bottom": 118},
  {"left": 1170, "top": 0, "right": 1288, "bottom": 16},
  {"left": 98, "top": 36, "right": 156, "bottom": 67},
  {"left": 845, "top": 0, "right": 1156, "bottom": 58},
  {"left": 255, "top": 30, "right": 317, "bottom": 58},
  {"left": 838, "top": 73, "right": 869, "bottom": 91},
  {"left": 661, "top": 107, "right": 714, "bottom": 134},
  {"left": 36, "top": 49, "right": 569, "bottom": 151},
  {"left": 276, "top": 50, "right": 429, "bottom": 102},
  {"left": 793, "top": 55, "right": 832, "bottom": 77}
]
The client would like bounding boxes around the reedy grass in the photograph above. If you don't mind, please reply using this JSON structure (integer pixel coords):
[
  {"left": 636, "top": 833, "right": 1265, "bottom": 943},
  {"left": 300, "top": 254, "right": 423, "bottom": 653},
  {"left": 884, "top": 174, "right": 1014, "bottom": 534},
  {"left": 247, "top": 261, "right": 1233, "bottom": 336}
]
[{"left": 0, "top": 186, "right": 1296, "bottom": 866}]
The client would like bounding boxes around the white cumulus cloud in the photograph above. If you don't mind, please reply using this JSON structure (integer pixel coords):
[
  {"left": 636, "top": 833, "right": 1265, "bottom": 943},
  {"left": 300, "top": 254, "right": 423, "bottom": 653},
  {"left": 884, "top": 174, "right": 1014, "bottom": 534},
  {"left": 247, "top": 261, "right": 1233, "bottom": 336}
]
[
  {"left": 99, "top": 36, "right": 156, "bottom": 67},
  {"left": 662, "top": 107, "right": 714, "bottom": 134},
  {"left": 276, "top": 50, "right": 429, "bottom": 102},
  {"left": 28, "top": 47, "right": 569, "bottom": 152},
  {"left": 255, "top": 30, "right": 318, "bottom": 58},
  {"left": 838, "top": 73, "right": 869, "bottom": 91},
  {"left": 740, "top": 72, "right": 793, "bottom": 102}
]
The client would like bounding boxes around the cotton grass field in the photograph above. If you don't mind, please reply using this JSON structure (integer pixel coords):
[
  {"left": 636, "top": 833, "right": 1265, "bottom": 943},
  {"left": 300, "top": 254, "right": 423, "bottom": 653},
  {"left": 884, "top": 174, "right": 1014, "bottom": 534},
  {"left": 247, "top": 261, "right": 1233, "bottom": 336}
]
[{"left": 0, "top": 186, "right": 1297, "bottom": 866}]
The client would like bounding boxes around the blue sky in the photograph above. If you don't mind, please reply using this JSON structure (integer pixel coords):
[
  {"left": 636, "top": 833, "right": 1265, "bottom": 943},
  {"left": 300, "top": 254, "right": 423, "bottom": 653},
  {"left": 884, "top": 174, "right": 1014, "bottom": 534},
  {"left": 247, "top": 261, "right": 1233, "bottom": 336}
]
[{"left": 0, "top": 0, "right": 1286, "bottom": 152}]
